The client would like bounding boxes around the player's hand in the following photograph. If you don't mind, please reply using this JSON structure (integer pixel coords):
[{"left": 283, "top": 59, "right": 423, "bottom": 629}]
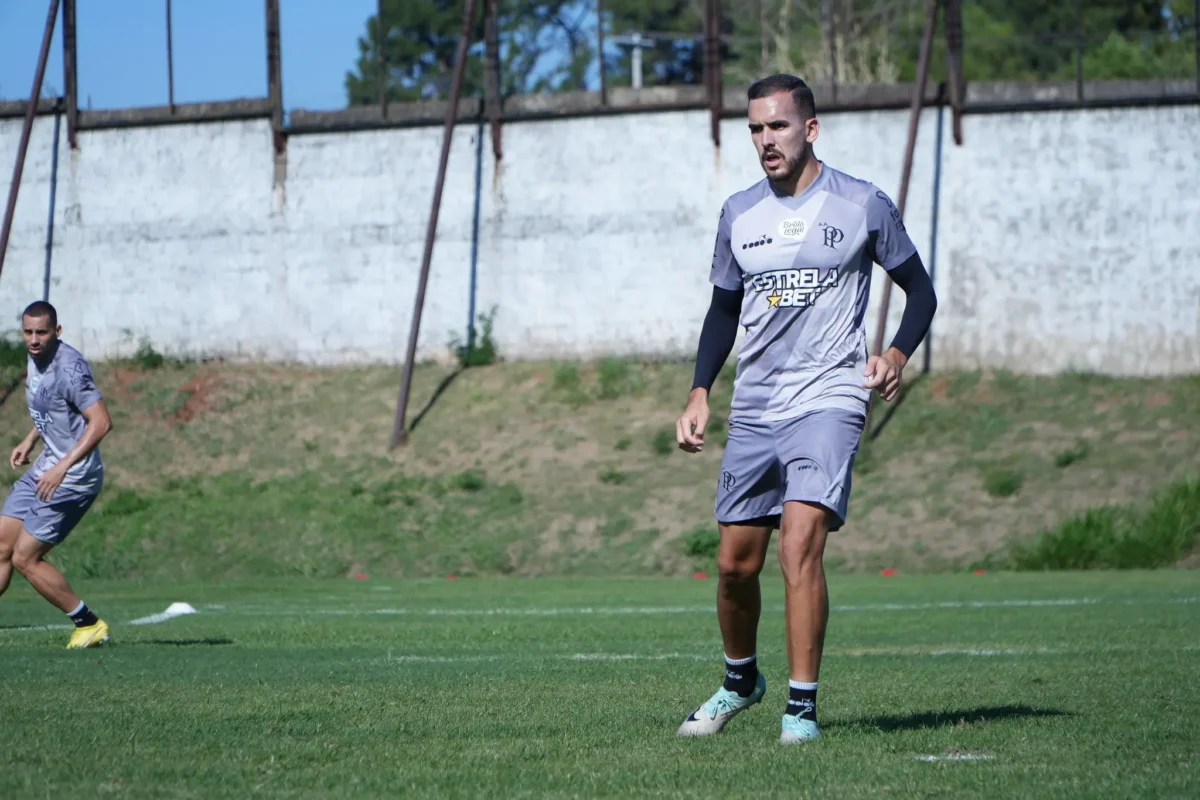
[
  {"left": 9, "top": 441, "right": 33, "bottom": 470},
  {"left": 676, "top": 389, "right": 710, "bottom": 454},
  {"left": 863, "top": 349, "right": 906, "bottom": 402},
  {"left": 35, "top": 464, "right": 67, "bottom": 502}
]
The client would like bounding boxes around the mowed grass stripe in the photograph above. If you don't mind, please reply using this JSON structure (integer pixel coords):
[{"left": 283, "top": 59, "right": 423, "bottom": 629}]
[{"left": 0, "top": 573, "right": 1196, "bottom": 797}]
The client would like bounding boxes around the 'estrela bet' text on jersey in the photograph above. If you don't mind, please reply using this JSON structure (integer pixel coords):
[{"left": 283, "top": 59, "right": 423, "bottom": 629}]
[{"left": 710, "top": 164, "right": 916, "bottom": 422}]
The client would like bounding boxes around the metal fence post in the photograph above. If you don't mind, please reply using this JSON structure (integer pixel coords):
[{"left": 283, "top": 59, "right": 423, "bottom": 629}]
[
  {"left": 0, "top": 0, "right": 61, "bottom": 281},
  {"left": 266, "top": 0, "right": 285, "bottom": 155},
  {"left": 62, "top": 0, "right": 78, "bottom": 148},
  {"left": 869, "top": 0, "right": 939, "bottom": 362},
  {"left": 391, "top": 0, "right": 481, "bottom": 448},
  {"left": 377, "top": 0, "right": 388, "bottom": 118},
  {"left": 167, "top": 0, "right": 176, "bottom": 113}
]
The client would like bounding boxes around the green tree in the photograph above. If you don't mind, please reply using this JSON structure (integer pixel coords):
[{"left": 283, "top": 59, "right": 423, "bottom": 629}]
[
  {"left": 603, "top": 0, "right": 740, "bottom": 87},
  {"left": 345, "top": 0, "right": 597, "bottom": 106}
]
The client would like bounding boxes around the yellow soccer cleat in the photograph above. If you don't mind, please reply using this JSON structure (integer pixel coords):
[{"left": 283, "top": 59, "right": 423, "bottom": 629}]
[{"left": 66, "top": 619, "right": 110, "bottom": 649}]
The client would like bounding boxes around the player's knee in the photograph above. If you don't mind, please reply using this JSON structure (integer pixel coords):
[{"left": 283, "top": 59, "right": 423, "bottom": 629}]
[
  {"left": 716, "top": 550, "right": 762, "bottom": 584},
  {"left": 11, "top": 548, "right": 39, "bottom": 574},
  {"left": 778, "top": 513, "right": 827, "bottom": 579},
  {"left": 717, "top": 541, "right": 765, "bottom": 582}
]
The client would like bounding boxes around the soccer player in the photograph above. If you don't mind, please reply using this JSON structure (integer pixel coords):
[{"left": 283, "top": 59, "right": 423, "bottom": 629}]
[
  {"left": 674, "top": 75, "right": 937, "bottom": 743},
  {"left": 0, "top": 301, "right": 112, "bottom": 648}
]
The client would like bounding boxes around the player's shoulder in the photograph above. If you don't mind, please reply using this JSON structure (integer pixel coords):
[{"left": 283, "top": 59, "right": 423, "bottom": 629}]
[
  {"left": 820, "top": 165, "right": 883, "bottom": 209},
  {"left": 55, "top": 342, "right": 90, "bottom": 366},
  {"left": 54, "top": 342, "right": 96, "bottom": 378},
  {"left": 721, "top": 178, "right": 772, "bottom": 219}
]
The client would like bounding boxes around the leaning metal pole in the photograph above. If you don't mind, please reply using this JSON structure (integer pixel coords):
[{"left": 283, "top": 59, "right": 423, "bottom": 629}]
[
  {"left": 391, "top": 0, "right": 480, "bottom": 448},
  {"left": 868, "top": 0, "right": 939, "bottom": 364},
  {"left": 0, "top": 0, "right": 61, "bottom": 281},
  {"left": 484, "top": 0, "right": 502, "bottom": 160},
  {"left": 705, "top": 0, "right": 722, "bottom": 146}
]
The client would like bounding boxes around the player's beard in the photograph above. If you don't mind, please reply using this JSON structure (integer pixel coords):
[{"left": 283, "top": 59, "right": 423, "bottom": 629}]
[{"left": 762, "top": 147, "right": 807, "bottom": 184}]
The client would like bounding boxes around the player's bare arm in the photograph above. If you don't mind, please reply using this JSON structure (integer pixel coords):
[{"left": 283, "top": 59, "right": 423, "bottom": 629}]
[
  {"left": 10, "top": 428, "right": 41, "bottom": 469},
  {"left": 863, "top": 253, "right": 937, "bottom": 402},
  {"left": 35, "top": 401, "right": 112, "bottom": 502},
  {"left": 678, "top": 285, "right": 742, "bottom": 453}
]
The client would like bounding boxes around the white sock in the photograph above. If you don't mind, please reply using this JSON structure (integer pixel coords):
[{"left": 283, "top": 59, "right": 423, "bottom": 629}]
[
  {"left": 789, "top": 680, "right": 818, "bottom": 691},
  {"left": 725, "top": 653, "right": 756, "bottom": 666},
  {"left": 67, "top": 600, "right": 86, "bottom": 617}
]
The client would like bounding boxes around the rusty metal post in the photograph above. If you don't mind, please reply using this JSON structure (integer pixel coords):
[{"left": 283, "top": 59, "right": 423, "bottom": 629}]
[
  {"left": 869, "top": 0, "right": 938, "bottom": 362},
  {"left": 167, "top": 0, "right": 176, "bottom": 113},
  {"left": 62, "top": 0, "right": 78, "bottom": 148},
  {"left": 823, "top": 0, "right": 837, "bottom": 104},
  {"left": 945, "top": 0, "right": 964, "bottom": 145},
  {"left": 484, "top": 0, "right": 502, "bottom": 159},
  {"left": 705, "top": 0, "right": 722, "bottom": 146},
  {"left": 0, "top": 0, "right": 61, "bottom": 281},
  {"left": 391, "top": 0, "right": 480, "bottom": 448},
  {"left": 1074, "top": 0, "right": 1084, "bottom": 103},
  {"left": 265, "top": 0, "right": 285, "bottom": 155},
  {"left": 377, "top": 0, "right": 388, "bottom": 118},
  {"left": 597, "top": 0, "right": 608, "bottom": 105}
]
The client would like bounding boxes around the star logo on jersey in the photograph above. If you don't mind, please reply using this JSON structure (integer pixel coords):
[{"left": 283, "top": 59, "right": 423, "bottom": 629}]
[{"left": 767, "top": 293, "right": 782, "bottom": 308}]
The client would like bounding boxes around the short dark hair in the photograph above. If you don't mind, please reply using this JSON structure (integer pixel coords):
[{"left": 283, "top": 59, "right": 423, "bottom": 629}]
[
  {"left": 22, "top": 300, "right": 57, "bottom": 327},
  {"left": 747, "top": 74, "right": 817, "bottom": 120}
]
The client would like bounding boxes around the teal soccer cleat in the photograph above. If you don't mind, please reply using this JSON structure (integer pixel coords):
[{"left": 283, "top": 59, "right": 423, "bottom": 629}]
[{"left": 677, "top": 672, "right": 767, "bottom": 736}]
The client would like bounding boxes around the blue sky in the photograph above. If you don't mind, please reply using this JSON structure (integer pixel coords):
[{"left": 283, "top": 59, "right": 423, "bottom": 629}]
[{"left": 0, "top": 0, "right": 377, "bottom": 111}]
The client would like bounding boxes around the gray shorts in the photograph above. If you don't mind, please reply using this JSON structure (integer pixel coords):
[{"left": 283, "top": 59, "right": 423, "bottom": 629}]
[
  {"left": 1, "top": 471, "right": 100, "bottom": 545},
  {"left": 714, "top": 408, "right": 865, "bottom": 531}
]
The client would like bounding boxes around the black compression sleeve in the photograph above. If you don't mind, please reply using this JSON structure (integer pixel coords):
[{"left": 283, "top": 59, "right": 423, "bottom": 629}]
[
  {"left": 887, "top": 253, "right": 938, "bottom": 358},
  {"left": 691, "top": 285, "right": 742, "bottom": 391}
]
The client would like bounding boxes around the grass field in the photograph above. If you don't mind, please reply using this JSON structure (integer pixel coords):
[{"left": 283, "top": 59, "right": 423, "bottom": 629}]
[
  {"left": 0, "top": 355, "right": 1196, "bottom": 578},
  {"left": 1, "top": 571, "right": 1197, "bottom": 798}
]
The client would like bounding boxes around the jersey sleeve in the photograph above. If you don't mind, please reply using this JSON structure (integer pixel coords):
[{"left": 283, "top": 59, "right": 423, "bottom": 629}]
[
  {"left": 62, "top": 357, "right": 103, "bottom": 413},
  {"left": 867, "top": 186, "right": 918, "bottom": 271},
  {"left": 708, "top": 202, "right": 743, "bottom": 291}
]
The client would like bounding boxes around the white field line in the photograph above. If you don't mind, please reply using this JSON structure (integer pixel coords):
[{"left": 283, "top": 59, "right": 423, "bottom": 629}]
[
  {"left": 915, "top": 754, "right": 994, "bottom": 763},
  {"left": 384, "top": 646, "right": 1102, "bottom": 664},
  {"left": 199, "top": 596, "right": 1199, "bottom": 618},
  {"left": 0, "top": 602, "right": 196, "bottom": 634}
]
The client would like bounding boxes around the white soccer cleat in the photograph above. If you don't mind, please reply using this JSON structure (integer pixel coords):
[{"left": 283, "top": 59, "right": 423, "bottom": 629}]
[
  {"left": 779, "top": 714, "right": 822, "bottom": 744},
  {"left": 677, "top": 672, "right": 767, "bottom": 736}
]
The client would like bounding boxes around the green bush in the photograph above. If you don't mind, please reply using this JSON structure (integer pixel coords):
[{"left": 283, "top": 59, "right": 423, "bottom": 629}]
[
  {"left": 1008, "top": 478, "right": 1200, "bottom": 570},
  {"left": 650, "top": 428, "right": 674, "bottom": 456},
  {"left": 683, "top": 527, "right": 720, "bottom": 558},
  {"left": 982, "top": 467, "right": 1023, "bottom": 498},
  {"left": 451, "top": 307, "right": 500, "bottom": 368}
]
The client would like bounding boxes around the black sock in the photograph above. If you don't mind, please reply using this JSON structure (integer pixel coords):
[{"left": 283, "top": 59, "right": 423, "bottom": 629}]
[
  {"left": 67, "top": 602, "right": 99, "bottom": 628},
  {"left": 786, "top": 681, "right": 818, "bottom": 721},
  {"left": 722, "top": 654, "right": 758, "bottom": 697}
]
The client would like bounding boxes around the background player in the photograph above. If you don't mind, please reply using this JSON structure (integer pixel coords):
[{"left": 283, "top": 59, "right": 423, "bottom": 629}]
[
  {"left": 674, "top": 75, "right": 937, "bottom": 743},
  {"left": 0, "top": 301, "right": 113, "bottom": 648}
]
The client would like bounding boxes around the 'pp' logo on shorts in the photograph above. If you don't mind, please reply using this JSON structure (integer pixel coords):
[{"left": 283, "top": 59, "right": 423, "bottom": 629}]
[{"left": 721, "top": 471, "right": 737, "bottom": 491}]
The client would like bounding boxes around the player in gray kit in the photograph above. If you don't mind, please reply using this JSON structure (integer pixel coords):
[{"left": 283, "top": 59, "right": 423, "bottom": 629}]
[
  {"left": 675, "top": 75, "right": 937, "bottom": 743},
  {"left": 0, "top": 301, "right": 113, "bottom": 648}
]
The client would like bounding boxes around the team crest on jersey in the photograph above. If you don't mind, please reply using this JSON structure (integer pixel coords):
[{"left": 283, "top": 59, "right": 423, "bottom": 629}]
[
  {"left": 751, "top": 267, "right": 839, "bottom": 309},
  {"left": 777, "top": 217, "right": 808, "bottom": 240}
]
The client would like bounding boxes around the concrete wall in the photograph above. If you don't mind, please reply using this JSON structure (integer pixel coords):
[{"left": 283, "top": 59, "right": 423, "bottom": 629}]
[{"left": 2, "top": 102, "right": 1197, "bottom": 374}]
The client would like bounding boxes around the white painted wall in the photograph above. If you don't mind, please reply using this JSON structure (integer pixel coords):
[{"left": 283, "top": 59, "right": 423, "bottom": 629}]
[{"left": 2, "top": 103, "right": 1197, "bottom": 374}]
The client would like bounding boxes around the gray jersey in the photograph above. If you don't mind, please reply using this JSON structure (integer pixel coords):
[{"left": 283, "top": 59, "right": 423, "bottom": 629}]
[
  {"left": 26, "top": 342, "right": 105, "bottom": 494},
  {"left": 710, "top": 164, "right": 917, "bottom": 422}
]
